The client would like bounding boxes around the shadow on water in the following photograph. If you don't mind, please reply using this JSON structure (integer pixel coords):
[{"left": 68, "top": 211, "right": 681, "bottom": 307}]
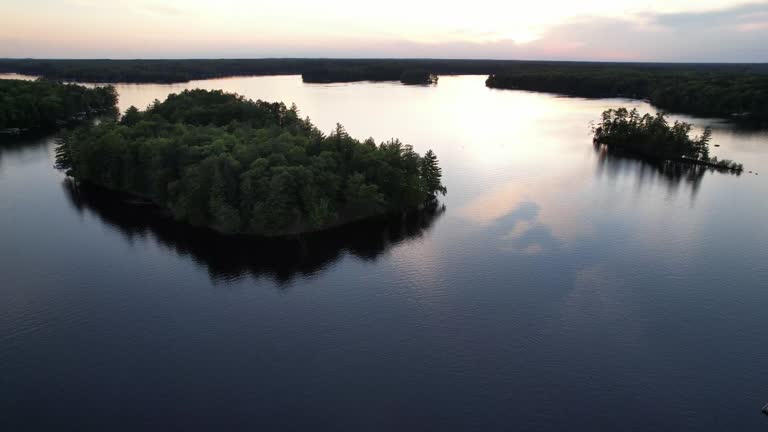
[
  {"left": 594, "top": 143, "right": 741, "bottom": 200},
  {"left": 0, "top": 134, "right": 52, "bottom": 169},
  {"left": 62, "top": 179, "right": 446, "bottom": 285}
]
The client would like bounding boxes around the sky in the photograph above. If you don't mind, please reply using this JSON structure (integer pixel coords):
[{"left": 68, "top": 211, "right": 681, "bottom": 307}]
[{"left": 1, "top": 0, "right": 767, "bottom": 61}]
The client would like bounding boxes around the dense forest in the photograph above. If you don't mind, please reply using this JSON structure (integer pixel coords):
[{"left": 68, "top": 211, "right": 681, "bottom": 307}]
[
  {"left": 7, "top": 58, "right": 766, "bottom": 86},
  {"left": 0, "top": 79, "right": 118, "bottom": 130},
  {"left": 593, "top": 107, "right": 743, "bottom": 171},
  {"left": 301, "top": 65, "right": 439, "bottom": 84},
  {"left": 399, "top": 69, "right": 438, "bottom": 85},
  {"left": 0, "top": 58, "right": 549, "bottom": 83},
  {"left": 56, "top": 89, "right": 446, "bottom": 236},
  {"left": 487, "top": 65, "right": 768, "bottom": 122},
  {"left": 4, "top": 59, "right": 768, "bottom": 121}
]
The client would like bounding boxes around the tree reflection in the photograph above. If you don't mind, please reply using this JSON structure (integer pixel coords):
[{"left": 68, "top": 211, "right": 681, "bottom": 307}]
[
  {"left": 594, "top": 143, "right": 741, "bottom": 200},
  {"left": 0, "top": 134, "right": 51, "bottom": 172},
  {"left": 62, "top": 179, "right": 445, "bottom": 285}
]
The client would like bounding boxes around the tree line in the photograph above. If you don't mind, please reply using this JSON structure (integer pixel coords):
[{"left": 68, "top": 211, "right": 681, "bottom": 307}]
[
  {"left": 399, "top": 69, "right": 438, "bottom": 85},
  {"left": 0, "top": 79, "right": 118, "bottom": 130},
  {"left": 0, "top": 58, "right": 567, "bottom": 83},
  {"left": 302, "top": 65, "right": 439, "bottom": 84},
  {"left": 593, "top": 107, "right": 743, "bottom": 171},
  {"left": 4, "top": 59, "right": 767, "bottom": 121},
  {"left": 56, "top": 89, "right": 446, "bottom": 236},
  {"left": 487, "top": 65, "right": 768, "bottom": 123}
]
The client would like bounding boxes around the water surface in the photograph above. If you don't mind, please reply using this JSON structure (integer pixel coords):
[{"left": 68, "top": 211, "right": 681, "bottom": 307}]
[{"left": 1, "top": 75, "right": 767, "bottom": 431}]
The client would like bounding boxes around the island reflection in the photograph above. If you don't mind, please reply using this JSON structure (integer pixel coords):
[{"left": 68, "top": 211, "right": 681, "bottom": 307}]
[
  {"left": 62, "top": 179, "right": 445, "bottom": 285},
  {"left": 594, "top": 142, "right": 741, "bottom": 200}
]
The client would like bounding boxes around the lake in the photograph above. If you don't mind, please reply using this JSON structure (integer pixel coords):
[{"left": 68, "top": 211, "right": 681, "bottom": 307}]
[{"left": 1, "top": 75, "right": 767, "bottom": 431}]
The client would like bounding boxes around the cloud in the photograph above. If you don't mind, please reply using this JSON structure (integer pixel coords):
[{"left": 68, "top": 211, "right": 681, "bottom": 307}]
[
  {"left": 652, "top": 2, "right": 768, "bottom": 29},
  {"left": 359, "top": 1, "right": 768, "bottom": 62},
  {"left": 2, "top": 1, "right": 768, "bottom": 60},
  {"left": 207, "top": 1, "right": 768, "bottom": 62}
]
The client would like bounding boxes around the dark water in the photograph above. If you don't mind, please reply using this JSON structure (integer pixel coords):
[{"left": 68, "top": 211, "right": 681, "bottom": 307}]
[{"left": 2, "top": 75, "right": 768, "bottom": 431}]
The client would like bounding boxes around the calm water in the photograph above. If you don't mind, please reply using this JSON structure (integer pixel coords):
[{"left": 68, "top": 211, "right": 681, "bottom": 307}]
[{"left": 2, "top": 75, "right": 768, "bottom": 431}]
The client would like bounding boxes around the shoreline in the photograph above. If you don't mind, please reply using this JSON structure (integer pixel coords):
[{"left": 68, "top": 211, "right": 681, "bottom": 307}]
[{"left": 66, "top": 178, "right": 443, "bottom": 239}]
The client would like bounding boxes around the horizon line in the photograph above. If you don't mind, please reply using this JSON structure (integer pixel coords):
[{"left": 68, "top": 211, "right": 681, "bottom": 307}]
[{"left": 2, "top": 57, "right": 768, "bottom": 65}]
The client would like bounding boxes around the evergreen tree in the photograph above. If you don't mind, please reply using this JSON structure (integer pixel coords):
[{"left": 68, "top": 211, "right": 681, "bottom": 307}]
[
  {"left": 421, "top": 150, "right": 446, "bottom": 198},
  {"left": 122, "top": 106, "right": 141, "bottom": 126},
  {"left": 0, "top": 79, "right": 117, "bottom": 130},
  {"left": 57, "top": 90, "right": 447, "bottom": 236},
  {"left": 593, "top": 108, "right": 742, "bottom": 170}
]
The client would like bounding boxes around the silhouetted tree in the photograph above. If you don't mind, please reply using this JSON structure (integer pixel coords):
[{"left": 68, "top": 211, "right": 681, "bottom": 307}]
[{"left": 421, "top": 150, "right": 446, "bottom": 198}]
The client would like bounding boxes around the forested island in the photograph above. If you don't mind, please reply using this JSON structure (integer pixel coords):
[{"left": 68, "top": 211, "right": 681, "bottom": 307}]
[
  {"left": 0, "top": 79, "right": 117, "bottom": 132},
  {"left": 399, "top": 69, "right": 438, "bottom": 85},
  {"left": 487, "top": 65, "right": 768, "bottom": 122},
  {"left": 302, "top": 65, "right": 438, "bottom": 84},
  {"left": 593, "top": 108, "right": 743, "bottom": 171},
  {"left": 56, "top": 89, "right": 446, "bottom": 236}
]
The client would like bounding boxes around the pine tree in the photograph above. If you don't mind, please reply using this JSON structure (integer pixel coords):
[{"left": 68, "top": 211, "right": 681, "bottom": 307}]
[
  {"left": 420, "top": 149, "right": 446, "bottom": 198},
  {"left": 696, "top": 127, "right": 712, "bottom": 161},
  {"left": 121, "top": 106, "right": 141, "bottom": 126}
]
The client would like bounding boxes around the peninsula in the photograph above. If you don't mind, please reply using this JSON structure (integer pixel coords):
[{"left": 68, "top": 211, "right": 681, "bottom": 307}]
[{"left": 0, "top": 79, "right": 117, "bottom": 133}]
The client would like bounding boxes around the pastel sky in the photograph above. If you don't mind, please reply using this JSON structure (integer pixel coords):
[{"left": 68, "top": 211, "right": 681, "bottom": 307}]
[{"left": 2, "top": 0, "right": 768, "bottom": 61}]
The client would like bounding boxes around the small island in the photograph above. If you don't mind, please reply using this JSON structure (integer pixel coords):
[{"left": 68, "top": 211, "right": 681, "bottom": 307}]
[
  {"left": 0, "top": 79, "right": 117, "bottom": 133},
  {"left": 593, "top": 108, "right": 743, "bottom": 171},
  {"left": 399, "top": 69, "right": 438, "bottom": 85},
  {"left": 56, "top": 89, "right": 446, "bottom": 236}
]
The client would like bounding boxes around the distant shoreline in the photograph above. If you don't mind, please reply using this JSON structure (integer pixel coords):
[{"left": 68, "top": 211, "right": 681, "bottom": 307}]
[
  {"left": 2, "top": 58, "right": 767, "bottom": 84},
  {"left": 4, "top": 58, "right": 767, "bottom": 123}
]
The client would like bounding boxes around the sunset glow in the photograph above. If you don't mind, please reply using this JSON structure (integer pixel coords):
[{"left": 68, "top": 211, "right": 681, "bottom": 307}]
[{"left": 2, "top": 0, "right": 767, "bottom": 60}]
